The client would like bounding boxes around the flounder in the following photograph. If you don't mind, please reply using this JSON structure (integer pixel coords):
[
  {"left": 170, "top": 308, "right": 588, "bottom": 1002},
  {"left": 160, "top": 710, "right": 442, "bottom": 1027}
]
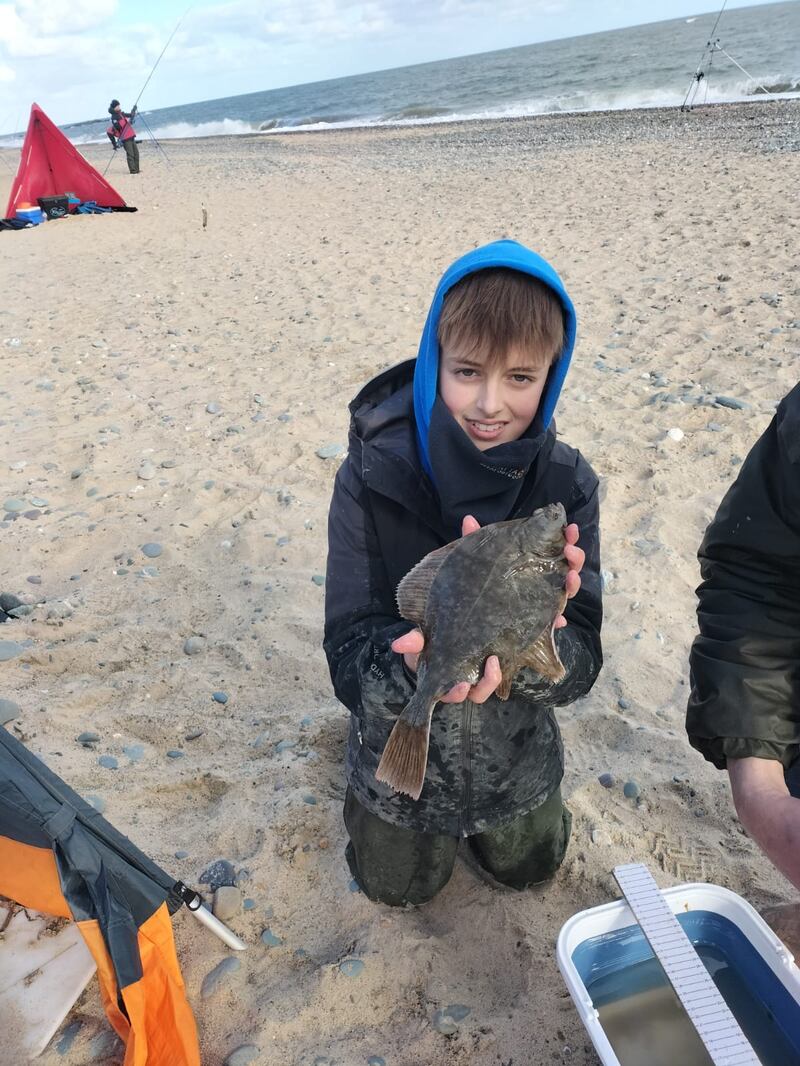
[{"left": 376, "top": 502, "right": 569, "bottom": 801}]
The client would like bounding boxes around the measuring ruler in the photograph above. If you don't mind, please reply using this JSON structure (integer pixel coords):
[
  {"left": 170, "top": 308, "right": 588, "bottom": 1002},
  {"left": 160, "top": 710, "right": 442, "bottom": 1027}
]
[{"left": 613, "top": 863, "right": 761, "bottom": 1066}]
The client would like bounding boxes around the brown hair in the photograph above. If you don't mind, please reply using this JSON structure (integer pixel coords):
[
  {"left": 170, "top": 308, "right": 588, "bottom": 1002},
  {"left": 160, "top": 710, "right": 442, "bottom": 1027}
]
[{"left": 437, "top": 267, "right": 565, "bottom": 368}]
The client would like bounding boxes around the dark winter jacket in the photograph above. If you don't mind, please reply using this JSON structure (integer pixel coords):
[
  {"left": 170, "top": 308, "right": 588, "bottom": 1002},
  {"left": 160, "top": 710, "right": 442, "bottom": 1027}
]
[
  {"left": 323, "top": 360, "right": 603, "bottom": 836},
  {"left": 687, "top": 382, "right": 800, "bottom": 770}
]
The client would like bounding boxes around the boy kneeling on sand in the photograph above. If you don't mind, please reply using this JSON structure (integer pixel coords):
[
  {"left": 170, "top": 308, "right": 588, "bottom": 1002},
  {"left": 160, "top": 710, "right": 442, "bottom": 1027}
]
[{"left": 323, "top": 241, "right": 603, "bottom": 906}]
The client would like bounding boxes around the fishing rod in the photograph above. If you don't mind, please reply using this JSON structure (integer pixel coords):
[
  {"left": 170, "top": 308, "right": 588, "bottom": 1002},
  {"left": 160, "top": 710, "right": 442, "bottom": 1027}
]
[
  {"left": 103, "top": 6, "right": 191, "bottom": 174},
  {"left": 681, "top": 0, "right": 729, "bottom": 111}
]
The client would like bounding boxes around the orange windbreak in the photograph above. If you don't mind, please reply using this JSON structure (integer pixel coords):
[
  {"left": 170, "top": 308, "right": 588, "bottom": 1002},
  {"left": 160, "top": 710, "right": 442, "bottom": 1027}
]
[
  {"left": 79, "top": 905, "right": 201, "bottom": 1066},
  {"left": 0, "top": 836, "right": 71, "bottom": 917}
]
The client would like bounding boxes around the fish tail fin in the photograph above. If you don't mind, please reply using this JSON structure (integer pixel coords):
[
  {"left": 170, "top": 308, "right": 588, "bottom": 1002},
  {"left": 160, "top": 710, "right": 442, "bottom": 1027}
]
[{"left": 376, "top": 696, "right": 434, "bottom": 801}]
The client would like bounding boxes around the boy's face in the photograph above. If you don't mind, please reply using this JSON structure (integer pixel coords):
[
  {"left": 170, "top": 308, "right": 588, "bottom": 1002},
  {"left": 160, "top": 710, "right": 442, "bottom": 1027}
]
[{"left": 439, "top": 344, "right": 549, "bottom": 450}]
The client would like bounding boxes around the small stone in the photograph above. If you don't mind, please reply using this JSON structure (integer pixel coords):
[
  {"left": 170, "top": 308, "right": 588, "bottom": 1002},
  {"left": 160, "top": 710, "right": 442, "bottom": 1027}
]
[
  {"left": 0, "top": 698, "right": 21, "bottom": 724},
  {"left": 98, "top": 755, "right": 118, "bottom": 769},
  {"left": 212, "top": 690, "right": 229, "bottom": 704},
  {"left": 316, "top": 443, "right": 345, "bottom": 460},
  {"left": 167, "top": 749, "right": 185, "bottom": 759},
  {"left": 261, "top": 928, "right": 283, "bottom": 947},
  {"left": 707, "top": 422, "right": 724, "bottom": 432},
  {"left": 2, "top": 498, "right": 26, "bottom": 512},
  {"left": 0, "top": 593, "right": 23, "bottom": 613},
  {"left": 213, "top": 885, "right": 241, "bottom": 921},
  {"left": 600, "top": 569, "right": 614, "bottom": 592},
  {"left": 367, "top": 1059, "right": 386, "bottom": 1066},
  {"left": 55, "top": 1019, "right": 83, "bottom": 1054},
  {"left": 141, "top": 542, "right": 163, "bottom": 558},
  {"left": 224, "top": 1046, "right": 260, "bottom": 1066},
  {"left": 275, "top": 739, "right": 296, "bottom": 753},
  {"left": 183, "top": 636, "right": 206, "bottom": 656},
  {"left": 311, "top": 574, "right": 325, "bottom": 586},
  {"left": 598, "top": 772, "right": 615, "bottom": 789},
  {"left": 666, "top": 427, "right": 684, "bottom": 442},
  {"left": 185, "top": 729, "right": 204, "bottom": 741},
  {"left": 161, "top": 458, "right": 178, "bottom": 468},
  {"left": 199, "top": 859, "right": 237, "bottom": 889},
  {"left": 123, "top": 743, "right": 144, "bottom": 762},
  {"left": 277, "top": 412, "right": 292, "bottom": 422},
  {"left": 339, "top": 958, "right": 364, "bottom": 977},
  {"left": 243, "top": 898, "right": 256, "bottom": 911},
  {"left": 590, "top": 828, "right": 601, "bottom": 844},
  {"left": 0, "top": 641, "right": 24, "bottom": 661},
  {"left": 175, "top": 850, "right": 189, "bottom": 859},
  {"left": 617, "top": 697, "right": 631, "bottom": 710},
  {"left": 206, "top": 402, "right": 222, "bottom": 415},
  {"left": 623, "top": 780, "right": 641, "bottom": 800},
  {"left": 349, "top": 879, "right": 361, "bottom": 893},
  {"left": 70, "top": 468, "right": 83, "bottom": 479},
  {"left": 715, "top": 395, "right": 748, "bottom": 410},
  {"left": 201, "top": 957, "right": 241, "bottom": 999},
  {"left": 138, "top": 461, "right": 156, "bottom": 480},
  {"left": 302, "top": 794, "right": 317, "bottom": 805},
  {"left": 85, "top": 794, "right": 106, "bottom": 813}
]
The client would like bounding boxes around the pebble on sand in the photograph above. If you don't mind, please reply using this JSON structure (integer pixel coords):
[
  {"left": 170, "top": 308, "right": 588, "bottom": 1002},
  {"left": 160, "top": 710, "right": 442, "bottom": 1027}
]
[
  {"left": 200, "top": 957, "right": 241, "bottom": 999},
  {"left": 141, "top": 543, "right": 163, "bottom": 558},
  {"left": 224, "top": 1046, "right": 260, "bottom": 1066},
  {"left": 316, "top": 443, "right": 345, "bottom": 460},
  {"left": 598, "top": 772, "right": 615, "bottom": 789},
  {"left": 261, "top": 928, "right": 283, "bottom": 947},
  {"left": 432, "top": 1004, "right": 472, "bottom": 1035},
  {"left": 0, "top": 698, "right": 21, "bottom": 724},
  {"left": 339, "top": 958, "right": 365, "bottom": 977},
  {"left": 212, "top": 690, "right": 229, "bottom": 704},
  {"left": 0, "top": 641, "right": 24, "bottom": 661},
  {"left": 98, "top": 755, "right": 118, "bottom": 769},
  {"left": 184, "top": 636, "right": 206, "bottom": 656},
  {"left": 138, "top": 461, "right": 157, "bottom": 480},
  {"left": 623, "top": 780, "right": 641, "bottom": 800}
]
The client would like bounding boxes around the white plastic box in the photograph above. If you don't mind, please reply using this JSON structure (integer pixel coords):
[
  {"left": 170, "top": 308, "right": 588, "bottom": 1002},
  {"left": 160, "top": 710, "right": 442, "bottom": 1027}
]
[{"left": 557, "top": 882, "right": 800, "bottom": 1066}]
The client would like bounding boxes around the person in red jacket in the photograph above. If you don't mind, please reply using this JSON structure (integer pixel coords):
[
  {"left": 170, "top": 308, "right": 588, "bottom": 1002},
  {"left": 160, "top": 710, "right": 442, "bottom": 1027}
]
[{"left": 107, "top": 100, "right": 139, "bottom": 174}]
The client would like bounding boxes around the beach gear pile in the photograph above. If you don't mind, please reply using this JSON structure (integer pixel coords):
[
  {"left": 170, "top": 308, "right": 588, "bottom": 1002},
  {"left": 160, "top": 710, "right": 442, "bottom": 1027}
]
[
  {"left": 0, "top": 727, "right": 201, "bottom": 1064},
  {"left": 2, "top": 103, "right": 136, "bottom": 231}
]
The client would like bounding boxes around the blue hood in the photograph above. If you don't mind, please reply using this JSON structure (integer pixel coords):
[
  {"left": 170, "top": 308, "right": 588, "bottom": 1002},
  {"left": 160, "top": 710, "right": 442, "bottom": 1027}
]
[{"left": 413, "top": 239, "right": 577, "bottom": 479}]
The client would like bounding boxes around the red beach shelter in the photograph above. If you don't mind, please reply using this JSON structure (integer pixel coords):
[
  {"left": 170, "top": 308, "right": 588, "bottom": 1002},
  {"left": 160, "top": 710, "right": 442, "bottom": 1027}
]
[{"left": 5, "top": 103, "right": 127, "bottom": 218}]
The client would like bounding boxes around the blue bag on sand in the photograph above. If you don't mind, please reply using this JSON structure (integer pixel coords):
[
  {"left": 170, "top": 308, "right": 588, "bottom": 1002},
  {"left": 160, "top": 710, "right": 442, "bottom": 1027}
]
[{"left": 76, "top": 201, "right": 112, "bottom": 214}]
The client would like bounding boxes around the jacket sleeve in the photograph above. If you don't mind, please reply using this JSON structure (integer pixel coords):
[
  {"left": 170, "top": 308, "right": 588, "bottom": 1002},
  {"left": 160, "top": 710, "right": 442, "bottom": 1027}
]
[
  {"left": 513, "top": 454, "right": 603, "bottom": 707},
  {"left": 687, "top": 386, "right": 800, "bottom": 769},
  {"left": 323, "top": 456, "right": 416, "bottom": 717}
]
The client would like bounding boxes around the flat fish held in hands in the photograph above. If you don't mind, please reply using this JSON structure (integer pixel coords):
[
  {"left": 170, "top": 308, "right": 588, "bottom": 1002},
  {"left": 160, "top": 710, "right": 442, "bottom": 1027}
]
[{"left": 375, "top": 502, "right": 569, "bottom": 801}]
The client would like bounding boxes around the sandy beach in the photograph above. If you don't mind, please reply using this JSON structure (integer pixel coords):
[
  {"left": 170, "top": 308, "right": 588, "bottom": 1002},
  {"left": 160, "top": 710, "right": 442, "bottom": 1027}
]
[{"left": 1, "top": 99, "right": 799, "bottom": 1066}]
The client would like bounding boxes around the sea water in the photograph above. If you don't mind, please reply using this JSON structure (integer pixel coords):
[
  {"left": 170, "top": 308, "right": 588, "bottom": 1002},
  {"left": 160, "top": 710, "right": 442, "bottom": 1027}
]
[
  {"left": 1, "top": 1, "right": 797, "bottom": 146},
  {"left": 574, "top": 912, "right": 800, "bottom": 1066}
]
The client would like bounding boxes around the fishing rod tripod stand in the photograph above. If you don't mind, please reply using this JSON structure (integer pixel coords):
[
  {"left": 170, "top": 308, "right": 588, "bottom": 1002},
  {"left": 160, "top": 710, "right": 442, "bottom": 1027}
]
[{"left": 681, "top": 38, "right": 779, "bottom": 111}]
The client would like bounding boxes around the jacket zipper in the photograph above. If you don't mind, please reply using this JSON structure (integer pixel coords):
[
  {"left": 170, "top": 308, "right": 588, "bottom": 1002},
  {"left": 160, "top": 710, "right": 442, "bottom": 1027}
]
[{"left": 460, "top": 699, "right": 474, "bottom": 835}]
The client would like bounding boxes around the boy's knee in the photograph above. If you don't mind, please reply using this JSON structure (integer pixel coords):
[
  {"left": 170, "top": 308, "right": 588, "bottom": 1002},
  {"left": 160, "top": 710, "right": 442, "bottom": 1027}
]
[
  {"left": 343, "top": 789, "right": 457, "bottom": 906},
  {"left": 471, "top": 794, "right": 572, "bottom": 890}
]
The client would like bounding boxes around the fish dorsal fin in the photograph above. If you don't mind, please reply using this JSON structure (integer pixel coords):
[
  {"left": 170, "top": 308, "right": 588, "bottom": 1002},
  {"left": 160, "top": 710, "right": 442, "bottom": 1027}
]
[
  {"left": 520, "top": 628, "right": 566, "bottom": 683},
  {"left": 396, "top": 539, "right": 462, "bottom": 623}
]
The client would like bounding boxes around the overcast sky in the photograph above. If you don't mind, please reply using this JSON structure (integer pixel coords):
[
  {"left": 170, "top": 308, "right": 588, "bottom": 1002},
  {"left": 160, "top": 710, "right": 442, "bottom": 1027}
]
[{"left": 0, "top": 0, "right": 784, "bottom": 134}]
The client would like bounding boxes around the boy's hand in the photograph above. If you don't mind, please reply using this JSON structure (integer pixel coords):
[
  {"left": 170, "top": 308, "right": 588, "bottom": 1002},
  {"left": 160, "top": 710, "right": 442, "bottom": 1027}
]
[
  {"left": 557, "top": 523, "right": 584, "bottom": 629},
  {"left": 391, "top": 514, "right": 499, "bottom": 704},
  {"left": 392, "top": 515, "right": 585, "bottom": 694}
]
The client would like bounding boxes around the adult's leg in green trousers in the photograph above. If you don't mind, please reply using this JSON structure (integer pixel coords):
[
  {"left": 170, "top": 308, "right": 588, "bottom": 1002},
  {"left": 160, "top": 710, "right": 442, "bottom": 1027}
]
[
  {"left": 123, "top": 138, "right": 139, "bottom": 173},
  {"left": 469, "top": 787, "right": 572, "bottom": 889},
  {"left": 344, "top": 787, "right": 458, "bottom": 906}
]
